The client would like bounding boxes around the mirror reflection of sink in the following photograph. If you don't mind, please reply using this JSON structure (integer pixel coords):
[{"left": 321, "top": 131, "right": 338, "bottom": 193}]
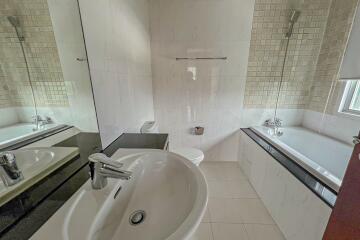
[
  {"left": 0, "top": 147, "right": 80, "bottom": 206},
  {"left": 31, "top": 149, "right": 208, "bottom": 240},
  {"left": 15, "top": 149, "right": 56, "bottom": 177}
]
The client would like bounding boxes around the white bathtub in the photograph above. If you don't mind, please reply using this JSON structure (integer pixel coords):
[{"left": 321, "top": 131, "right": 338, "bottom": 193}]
[
  {"left": 0, "top": 123, "right": 67, "bottom": 149},
  {"left": 251, "top": 126, "right": 353, "bottom": 192}
]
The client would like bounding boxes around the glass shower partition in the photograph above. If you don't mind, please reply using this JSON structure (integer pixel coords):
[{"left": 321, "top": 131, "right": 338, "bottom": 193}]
[
  {"left": 0, "top": 12, "right": 39, "bottom": 147},
  {"left": 264, "top": 0, "right": 359, "bottom": 194}
]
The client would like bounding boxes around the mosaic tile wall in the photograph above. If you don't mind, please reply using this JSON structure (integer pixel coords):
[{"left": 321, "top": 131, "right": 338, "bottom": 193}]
[
  {"left": 0, "top": 0, "right": 69, "bottom": 108},
  {"left": 244, "top": 0, "right": 331, "bottom": 109},
  {"left": 307, "top": 0, "right": 359, "bottom": 113}
]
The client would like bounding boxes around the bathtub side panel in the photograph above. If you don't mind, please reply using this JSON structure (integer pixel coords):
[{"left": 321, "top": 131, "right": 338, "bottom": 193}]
[{"left": 238, "top": 131, "right": 332, "bottom": 240}]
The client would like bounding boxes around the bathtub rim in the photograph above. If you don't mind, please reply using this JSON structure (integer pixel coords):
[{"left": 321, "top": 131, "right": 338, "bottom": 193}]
[
  {"left": 241, "top": 128, "right": 337, "bottom": 208},
  {"left": 251, "top": 126, "right": 346, "bottom": 193},
  {"left": 0, "top": 124, "right": 72, "bottom": 151}
]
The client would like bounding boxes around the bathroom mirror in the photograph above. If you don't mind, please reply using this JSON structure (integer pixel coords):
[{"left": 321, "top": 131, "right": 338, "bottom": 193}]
[{"left": 0, "top": 0, "right": 98, "bottom": 150}]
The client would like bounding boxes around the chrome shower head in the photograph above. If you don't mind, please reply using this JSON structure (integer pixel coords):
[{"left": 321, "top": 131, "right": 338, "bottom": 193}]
[
  {"left": 7, "top": 16, "right": 20, "bottom": 28},
  {"left": 289, "top": 10, "right": 301, "bottom": 23},
  {"left": 286, "top": 10, "right": 301, "bottom": 38},
  {"left": 7, "top": 16, "right": 24, "bottom": 41}
]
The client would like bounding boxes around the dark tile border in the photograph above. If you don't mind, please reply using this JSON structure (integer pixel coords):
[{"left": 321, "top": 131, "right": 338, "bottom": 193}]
[{"left": 241, "top": 128, "right": 337, "bottom": 208}]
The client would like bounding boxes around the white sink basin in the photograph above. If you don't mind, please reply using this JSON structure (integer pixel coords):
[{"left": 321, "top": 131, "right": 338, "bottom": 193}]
[
  {"left": 31, "top": 149, "right": 208, "bottom": 240},
  {"left": 0, "top": 147, "right": 79, "bottom": 206}
]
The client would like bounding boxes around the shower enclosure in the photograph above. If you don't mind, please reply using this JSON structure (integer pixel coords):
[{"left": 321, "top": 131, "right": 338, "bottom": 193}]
[
  {"left": 0, "top": 0, "right": 98, "bottom": 149},
  {"left": 250, "top": 0, "right": 360, "bottom": 187},
  {"left": 256, "top": 0, "right": 360, "bottom": 147},
  {"left": 7, "top": 15, "right": 41, "bottom": 129},
  {"left": 0, "top": 9, "right": 67, "bottom": 148},
  {"left": 240, "top": 1, "right": 360, "bottom": 238},
  {"left": 265, "top": 9, "right": 301, "bottom": 136}
]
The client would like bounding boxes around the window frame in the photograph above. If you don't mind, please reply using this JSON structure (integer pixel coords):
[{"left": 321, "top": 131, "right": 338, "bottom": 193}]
[{"left": 340, "top": 80, "right": 360, "bottom": 116}]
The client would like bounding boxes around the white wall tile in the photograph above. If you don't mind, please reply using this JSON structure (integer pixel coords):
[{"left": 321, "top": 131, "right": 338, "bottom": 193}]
[
  {"left": 0, "top": 108, "right": 19, "bottom": 128},
  {"left": 240, "top": 108, "right": 305, "bottom": 128},
  {"left": 302, "top": 109, "right": 360, "bottom": 145},
  {"left": 150, "top": 0, "right": 255, "bottom": 161}
]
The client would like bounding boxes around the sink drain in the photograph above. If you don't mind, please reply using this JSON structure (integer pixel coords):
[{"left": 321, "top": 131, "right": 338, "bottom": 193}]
[{"left": 129, "top": 210, "right": 146, "bottom": 225}]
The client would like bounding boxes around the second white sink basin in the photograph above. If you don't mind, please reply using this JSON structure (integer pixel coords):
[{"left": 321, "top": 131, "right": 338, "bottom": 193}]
[{"left": 31, "top": 149, "right": 208, "bottom": 240}]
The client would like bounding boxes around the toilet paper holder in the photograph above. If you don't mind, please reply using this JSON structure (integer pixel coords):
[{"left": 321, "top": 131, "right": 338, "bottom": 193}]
[{"left": 194, "top": 126, "right": 204, "bottom": 135}]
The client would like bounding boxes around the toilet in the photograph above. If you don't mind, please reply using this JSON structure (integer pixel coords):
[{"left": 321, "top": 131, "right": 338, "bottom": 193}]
[{"left": 140, "top": 121, "right": 204, "bottom": 166}]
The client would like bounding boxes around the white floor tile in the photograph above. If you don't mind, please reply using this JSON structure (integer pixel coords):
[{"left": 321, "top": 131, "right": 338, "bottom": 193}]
[
  {"left": 202, "top": 207, "right": 211, "bottom": 223},
  {"left": 200, "top": 162, "right": 247, "bottom": 181},
  {"left": 190, "top": 223, "right": 214, "bottom": 240},
  {"left": 211, "top": 223, "right": 249, "bottom": 240},
  {"left": 207, "top": 180, "right": 258, "bottom": 199},
  {"left": 208, "top": 198, "right": 243, "bottom": 223},
  {"left": 208, "top": 198, "right": 275, "bottom": 224},
  {"left": 201, "top": 162, "right": 240, "bottom": 169},
  {"left": 198, "top": 162, "right": 284, "bottom": 240},
  {"left": 244, "top": 224, "right": 285, "bottom": 240},
  {"left": 236, "top": 199, "right": 274, "bottom": 224}
]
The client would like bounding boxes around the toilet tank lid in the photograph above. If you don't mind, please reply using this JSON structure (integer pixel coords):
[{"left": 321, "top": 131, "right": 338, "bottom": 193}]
[
  {"left": 171, "top": 147, "right": 204, "bottom": 162},
  {"left": 141, "top": 121, "right": 158, "bottom": 133}
]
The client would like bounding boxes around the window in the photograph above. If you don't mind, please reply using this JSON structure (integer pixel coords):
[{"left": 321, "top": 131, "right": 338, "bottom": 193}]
[{"left": 341, "top": 80, "right": 360, "bottom": 115}]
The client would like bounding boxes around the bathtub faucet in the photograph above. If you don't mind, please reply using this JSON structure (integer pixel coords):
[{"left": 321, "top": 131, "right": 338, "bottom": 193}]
[
  {"left": 32, "top": 115, "right": 53, "bottom": 130},
  {"left": 264, "top": 117, "right": 283, "bottom": 136}
]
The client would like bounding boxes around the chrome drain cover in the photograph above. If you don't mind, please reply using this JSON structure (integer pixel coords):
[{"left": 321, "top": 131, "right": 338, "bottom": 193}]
[{"left": 129, "top": 210, "right": 146, "bottom": 225}]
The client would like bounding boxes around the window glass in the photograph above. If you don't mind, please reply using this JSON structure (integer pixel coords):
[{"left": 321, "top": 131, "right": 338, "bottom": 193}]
[{"left": 349, "top": 81, "right": 360, "bottom": 111}]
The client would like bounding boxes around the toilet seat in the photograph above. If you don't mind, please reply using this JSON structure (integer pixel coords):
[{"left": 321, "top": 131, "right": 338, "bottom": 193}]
[{"left": 171, "top": 147, "right": 204, "bottom": 166}]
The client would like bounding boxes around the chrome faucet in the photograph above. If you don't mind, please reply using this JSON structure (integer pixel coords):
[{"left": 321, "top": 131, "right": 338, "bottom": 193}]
[
  {"left": 0, "top": 152, "right": 24, "bottom": 187},
  {"left": 32, "top": 115, "right": 41, "bottom": 131},
  {"left": 88, "top": 153, "right": 132, "bottom": 190},
  {"left": 32, "top": 115, "right": 53, "bottom": 130},
  {"left": 264, "top": 117, "right": 283, "bottom": 136}
]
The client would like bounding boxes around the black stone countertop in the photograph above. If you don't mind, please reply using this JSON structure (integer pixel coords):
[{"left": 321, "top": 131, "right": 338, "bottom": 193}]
[
  {"left": 0, "top": 132, "right": 168, "bottom": 240},
  {"left": 0, "top": 132, "right": 101, "bottom": 240},
  {"left": 103, "top": 133, "right": 169, "bottom": 156}
]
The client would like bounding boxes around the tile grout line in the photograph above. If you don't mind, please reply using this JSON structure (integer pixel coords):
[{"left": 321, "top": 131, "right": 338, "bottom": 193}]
[
  {"left": 242, "top": 223, "right": 252, "bottom": 240},
  {"left": 209, "top": 222, "right": 215, "bottom": 240},
  {"left": 200, "top": 162, "right": 285, "bottom": 239},
  {"left": 208, "top": 198, "right": 261, "bottom": 201}
]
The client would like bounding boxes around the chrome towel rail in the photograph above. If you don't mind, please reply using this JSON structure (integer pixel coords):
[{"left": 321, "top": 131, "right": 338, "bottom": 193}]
[{"left": 176, "top": 57, "right": 227, "bottom": 60}]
